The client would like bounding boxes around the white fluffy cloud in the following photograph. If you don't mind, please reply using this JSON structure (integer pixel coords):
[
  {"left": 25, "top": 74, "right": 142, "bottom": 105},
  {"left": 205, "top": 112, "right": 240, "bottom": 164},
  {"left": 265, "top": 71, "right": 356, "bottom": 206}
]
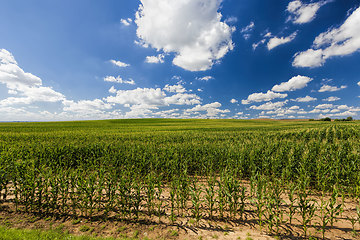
[
  {"left": 186, "top": 102, "right": 230, "bottom": 117},
  {"left": 287, "top": 0, "right": 331, "bottom": 24},
  {"left": 318, "top": 84, "right": 347, "bottom": 92},
  {"left": 110, "top": 59, "right": 130, "bottom": 67},
  {"left": 242, "top": 90, "right": 288, "bottom": 104},
  {"left": 135, "top": 0, "right": 235, "bottom": 71},
  {"left": 0, "top": 49, "right": 65, "bottom": 106},
  {"left": 357, "top": 81, "right": 360, "bottom": 86},
  {"left": 267, "top": 32, "right": 297, "bottom": 50},
  {"left": 292, "top": 96, "right": 317, "bottom": 102},
  {"left": 293, "top": 6, "right": 360, "bottom": 67},
  {"left": 323, "top": 96, "right": 340, "bottom": 102},
  {"left": 106, "top": 88, "right": 166, "bottom": 106},
  {"left": 145, "top": 54, "right": 165, "bottom": 64},
  {"left": 63, "top": 99, "right": 113, "bottom": 113},
  {"left": 230, "top": 99, "right": 238, "bottom": 104},
  {"left": 121, "top": 18, "right": 133, "bottom": 26},
  {"left": 315, "top": 103, "right": 334, "bottom": 109},
  {"left": 250, "top": 101, "right": 288, "bottom": 110},
  {"left": 104, "top": 76, "right": 135, "bottom": 85},
  {"left": 105, "top": 87, "right": 201, "bottom": 108},
  {"left": 272, "top": 75, "right": 312, "bottom": 92},
  {"left": 196, "top": 76, "right": 214, "bottom": 81},
  {"left": 163, "top": 84, "right": 186, "bottom": 93}
]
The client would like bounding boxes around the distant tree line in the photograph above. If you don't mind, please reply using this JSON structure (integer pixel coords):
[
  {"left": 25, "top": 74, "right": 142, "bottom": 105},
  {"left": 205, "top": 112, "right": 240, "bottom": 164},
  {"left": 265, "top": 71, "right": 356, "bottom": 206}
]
[{"left": 309, "top": 117, "right": 354, "bottom": 122}]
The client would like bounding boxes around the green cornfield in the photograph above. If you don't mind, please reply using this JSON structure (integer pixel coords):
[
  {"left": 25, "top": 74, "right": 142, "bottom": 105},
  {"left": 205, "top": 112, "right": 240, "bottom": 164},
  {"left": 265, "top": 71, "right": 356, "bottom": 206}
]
[{"left": 0, "top": 119, "right": 360, "bottom": 239}]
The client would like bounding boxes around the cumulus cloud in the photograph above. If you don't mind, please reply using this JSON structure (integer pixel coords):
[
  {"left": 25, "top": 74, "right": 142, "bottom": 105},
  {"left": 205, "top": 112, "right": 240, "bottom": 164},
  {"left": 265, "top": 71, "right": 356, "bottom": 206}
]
[
  {"left": 315, "top": 103, "right": 334, "bottom": 109},
  {"left": 287, "top": 0, "right": 332, "bottom": 24},
  {"left": 121, "top": 18, "right": 133, "bottom": 26},
  {"left": 250, "top": 101, "right": 288, "bottom": 110},
  {"left": 323, "top": 96, "right": 340, "bottom": 102},
  {"left": 318, "top": 84, "right": 347, "bottom": 92},
  {"left": 106, "top": 88, "right": 166, "bottom": 106},
  {"left": 145, "top": 54, "right": 165, "bottom": 64},
  {"left": 110, "top": 59, "right": 130, "bottom": 67},
  {"left": 292, "top": 96, "right": 317, "bottom": 102},
  {"left": 242, "top": 90, "right": 288, "bottom": 104},
  {"left": 358, "top": 81, "right": 360, "bottom": 86},
  {"left": 135, "top": 0, "right": 235, "bottom": 71},
  {"left": 272, "top": 75, "right": 312, "bottom": 92},
  {"left": 0, "top": 49, "right": 65, "bottom": 106},
  {"left": 104, "top": 76, "right": 135, "bottom": 85},
  {"left": 196, "top": 76, "right": 214, "bottom": 81},
  {"left": 186, "top": 102, "right": 230, "bottom": 117},
  {"left": 63, "top": 99, "right": 113, "bottom": 113},
  {"left": 105, "top": 87, "right": 201, "bottom": 108},
  {"left": 163, "top": 84, "right": 186, "bottom": 93},
  {"left": 267, "top": 32, "right": 297, "bottom": 50},
  {"left": 230, "top": 99, "right": 238, "bottom": 104},
  {"left": 293, "top": 6, "right": 360, "bottom": 67}
]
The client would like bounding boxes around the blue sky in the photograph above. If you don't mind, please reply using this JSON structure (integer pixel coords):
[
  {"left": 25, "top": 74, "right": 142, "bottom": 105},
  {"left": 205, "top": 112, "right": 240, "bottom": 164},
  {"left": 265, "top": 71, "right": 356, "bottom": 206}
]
[{"left": 0, "top": 0, "right": 359, "bottom": 121}]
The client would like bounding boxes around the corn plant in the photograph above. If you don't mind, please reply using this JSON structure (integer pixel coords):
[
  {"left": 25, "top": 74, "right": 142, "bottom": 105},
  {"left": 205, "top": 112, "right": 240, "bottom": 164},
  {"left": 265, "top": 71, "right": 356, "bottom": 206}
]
[
  {"left": 317, "top": 195, "right": 330, "bottom": 240},
  {"left": 217, "top": 178, "right": 226, "bottom": 219},
  {"left": 239, "top": 186, "right": 246, "bottom": 221},
  {"left": 253, "top": 175, "right": 267, "bottom": 230},
  {"left": 132, "top": 178, "right": 143, "bottom": 220},
  {"left": 327, "top": 186, "right": 342, "bottom": 228},
  {"left": 204, "top": 176, "right": 216, "bottom": 219},
  {"left": 145, "top": 173, "right": 156, "bottom": 216},
  {"left": 155, "top": 178, "right": 164, "bottom": 223},
  {"left": 169, "top": 180, "right": 177, "bottom": 225},
  {"left": 190, "top": 178, "right": 202, "bottom": 226},
  {"left": 298, "top": 189, "right": 316, "bottom": 239},
  {"left": 287, "top": 182, "right": 298, "bottom": 225}
]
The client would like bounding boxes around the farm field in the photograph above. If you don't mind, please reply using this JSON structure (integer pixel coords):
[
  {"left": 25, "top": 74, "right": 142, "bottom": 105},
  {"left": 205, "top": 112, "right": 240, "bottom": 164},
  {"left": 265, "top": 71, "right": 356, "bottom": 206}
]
[{"left": 0, "top": 119, "right": 360, "bottom": 239}]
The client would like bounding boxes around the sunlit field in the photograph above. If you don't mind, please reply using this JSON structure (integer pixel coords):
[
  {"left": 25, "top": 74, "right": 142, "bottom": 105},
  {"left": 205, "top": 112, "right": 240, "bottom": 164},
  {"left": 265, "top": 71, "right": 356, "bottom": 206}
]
[{"left": 1, "top": 119, "right": 360, "bottom": 239}]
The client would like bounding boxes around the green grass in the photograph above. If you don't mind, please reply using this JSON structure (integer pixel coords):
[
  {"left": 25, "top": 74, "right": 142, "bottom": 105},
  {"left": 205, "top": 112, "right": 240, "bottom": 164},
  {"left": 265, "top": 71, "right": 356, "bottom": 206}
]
[{"left": 0, "top": 225, "right": 128, "bottom": 240}]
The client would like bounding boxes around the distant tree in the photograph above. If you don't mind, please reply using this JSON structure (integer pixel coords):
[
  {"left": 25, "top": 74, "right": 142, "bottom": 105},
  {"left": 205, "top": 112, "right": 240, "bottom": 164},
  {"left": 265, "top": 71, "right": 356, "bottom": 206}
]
[
  {"left": 346, "top": 116, "right": 353, "bottom": 121},
  {"left": 321, "top": 117, "right": 331, "bottom": 122}
]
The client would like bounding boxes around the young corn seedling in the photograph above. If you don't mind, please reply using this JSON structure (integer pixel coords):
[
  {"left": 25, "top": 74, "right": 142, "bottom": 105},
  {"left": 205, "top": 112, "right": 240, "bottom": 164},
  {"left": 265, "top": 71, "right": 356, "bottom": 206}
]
[
  {"left": 347, "top": 215, "right": 357, "bottom": 237},
  {"left": 272, "top": 179, "right": 284, "bottom": 236},
  {"left": 169, "top": 180, "right": 177, "bottom": 225},
  {"left": 190, "top": 178, "right": 202, "bottom": 226},
  {"left": 327, "top": 186, "right": 342, "bottom": 228},
  {"left": 69, "top": 171, "right": 78, "bottom": 217},
  {"left": 155, "top": 178, "right": 164, "bottom": 223},
  {"left": 59, "top": 172, "right": 70, "bottom": 215},
  {"left": 298, "top": 189, "right": 316, "bottom": 239},
  {"left": 239, "top": 186, "right": 247, "bottom": 221},
  {"left": 103, "top": 172, "right": 117, "bottom": 219},
  {"left": 205, "top": 176, "right": 216, "bottom": 219},
  {"left": 287, "top": 182, "right": 298, "bottom": 225},
  {"left": 253, "top": 175, "right": 267, "bottom": 231},
  {"left": 265, "top": 193, "right": 276, "bottom": 234},
  {"left": 225, "top": 175, "right": 241, "bottom": 219},
  {"left": 132, "top": 178, "right": 143, "bottom": 220},
  {"left": 178, "top": 175, "right": 190, "bottom": 216},
  {"left": 217, "top": 178, "right": 226, "bottom": 219},
  {"left": 317, "top": 195, "right": 330, "bottom": 240},
  {"left": 145, "top": 173, "right": 156, "bottom": 217}
]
